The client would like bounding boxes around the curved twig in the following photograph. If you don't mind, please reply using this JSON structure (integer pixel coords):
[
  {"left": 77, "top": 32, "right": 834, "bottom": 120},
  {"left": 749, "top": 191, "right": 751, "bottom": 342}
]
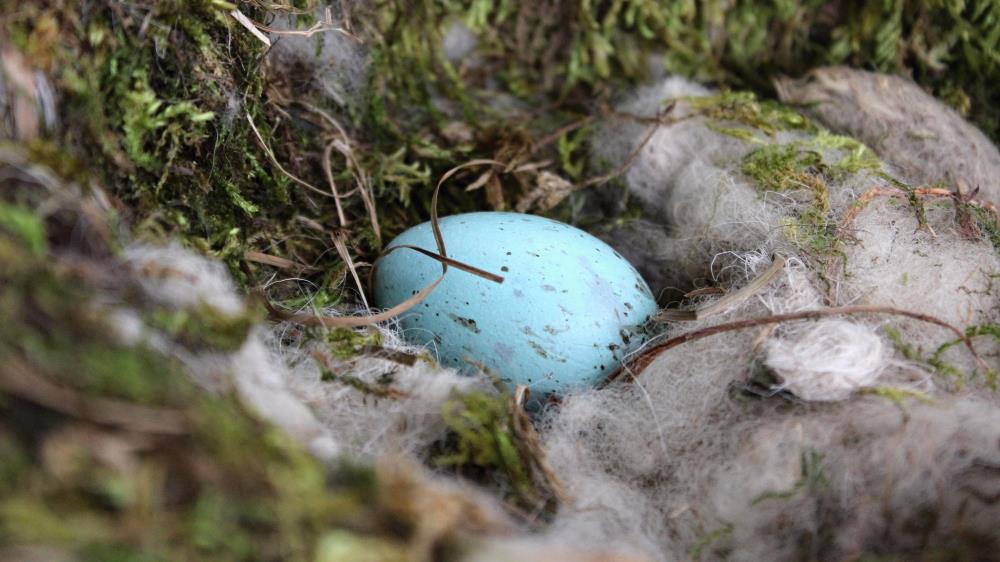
[{"left": 603, "top": 305, "right": 990, "bottom": 386}]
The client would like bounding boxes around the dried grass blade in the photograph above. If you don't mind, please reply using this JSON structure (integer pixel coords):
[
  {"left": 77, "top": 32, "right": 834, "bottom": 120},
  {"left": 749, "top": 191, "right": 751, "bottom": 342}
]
[
  {"left": 356, "top": 174, "right": 381, "bottom": 247},
  {"left": 265, "top": 159, "right": 505, "bottom": 328},
  {"left": 656, "top": 254, "right": 788, "bottom": 322},
  {"left": 332, "top": 231, "right": 370, "bottom": 310},
  {"left": 245, "top": 112, "right": 334, "bottom": 200},
  {"left": 323, "top": 141, "right": 349, "bottom": 226},
  {"left": 265, "top": 274, "right": 445, "bottom": 328},
  {"left": 384, "top": 245, "right": 504, "bottom": 283},
  {"left": 433, "top": 159, "right": 503, "bottom": 261},
  {"left": 230, "top": 9, "right": 271, "bottom": 47},
  {"left": 244, "top": 250, "right": 318, "bottom": 272},
  {"left": 464, "top": 169, "right": 493, "bottom": 192}
]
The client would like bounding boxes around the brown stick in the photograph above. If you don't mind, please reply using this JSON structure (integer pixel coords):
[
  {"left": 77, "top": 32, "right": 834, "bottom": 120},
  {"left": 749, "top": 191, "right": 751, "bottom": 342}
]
[{"left": 603, "top": 305, "right": 989, "bottom": 386}]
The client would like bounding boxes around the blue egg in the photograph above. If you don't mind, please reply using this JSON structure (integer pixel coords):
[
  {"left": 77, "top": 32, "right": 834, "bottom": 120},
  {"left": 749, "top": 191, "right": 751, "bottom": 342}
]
[{"left": 372, "top": 212, "right": 657, "bottom": 398}]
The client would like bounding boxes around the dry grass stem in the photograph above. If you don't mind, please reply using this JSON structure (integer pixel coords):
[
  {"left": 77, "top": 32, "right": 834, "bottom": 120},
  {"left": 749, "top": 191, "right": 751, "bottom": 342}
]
[
  {"left": 332, "top": 230, "right": 370, "bottom": 310},
  {"left": 657, "top": 254, "right": 788, "bottom": 322},
  {"left": 244, "top": 250, "right": 319, "bottom": 272},
  {"left": 245, "top": 112, "right": 335, "bottom": 200},
  {"left": 264, "top": 160, "right": 505, "bottom": 328}
]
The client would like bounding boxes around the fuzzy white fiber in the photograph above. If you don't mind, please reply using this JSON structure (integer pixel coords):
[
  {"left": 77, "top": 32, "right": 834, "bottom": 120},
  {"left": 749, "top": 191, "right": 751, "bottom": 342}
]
[
  {"left": 124, "top": 243, "right": 245, "bottom": 316},
  {"left": 442, "top": 19, "right": 478, "bottom": 63},
  {"left": 764, "top": 319, "right": 885, "bottom": 401},
  {"left": 266, "top": 321, "right": 492, "bottom": 460},
  {"left": 118, "top": 243, "right": 493, "bottom": 464}
]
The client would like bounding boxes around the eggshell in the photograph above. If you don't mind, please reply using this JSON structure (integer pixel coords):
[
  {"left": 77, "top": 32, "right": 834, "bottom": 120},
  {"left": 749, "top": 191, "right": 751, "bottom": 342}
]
[{"left": 372, "top": 212, "right": 657, "bottom": 398}]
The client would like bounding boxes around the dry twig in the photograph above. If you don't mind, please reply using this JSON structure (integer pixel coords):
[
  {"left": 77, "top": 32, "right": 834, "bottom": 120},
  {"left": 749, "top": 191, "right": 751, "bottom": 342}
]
[{"left": 604, "top": 305, "right": 991, "bottom": 386}]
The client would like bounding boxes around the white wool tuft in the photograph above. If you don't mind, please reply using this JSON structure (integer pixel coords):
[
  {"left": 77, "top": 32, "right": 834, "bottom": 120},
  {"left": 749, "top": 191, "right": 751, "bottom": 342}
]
[
  {"left": 764, "top": 319, "right": 886, "bottom": 401},
  {"left": 442, "top": 19, "right": 478, "bottom": 63},
  {"left": 268, "top": 323, "right": 493, "bottom": 459},
  {"left": 116, "top": 242, "right": 489, "bottom": 463},
  {"left": 124, "top": 243, "right": 245, "bottom": 316}
]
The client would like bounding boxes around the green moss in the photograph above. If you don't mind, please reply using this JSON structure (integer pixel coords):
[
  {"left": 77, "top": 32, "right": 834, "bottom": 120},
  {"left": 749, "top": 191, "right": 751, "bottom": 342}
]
[
  {"left": 810, "top": 131, "right": 882, "bottom": 175},
  {"left": 0, "top": 152, "right": 430, "bottom": 562},
  {"left": 146, "top": 303, "right": 261, "bottom": 352},
  {"left": 884, "top": 326, "right": 966, "bottom": 385},
  {"left": 859, "top": 386, "right": 935, "bottom": 420},
  {"left": 932, "top": 324, "right": 1000, "bottom": 390},
  {"left": 389, "top": 1, "right": 1000, "bottom": 144},
  {"left": 0, "top": 203, "right": 47, "bottom": 257},
  {"left": 742, "top": 143, "right": 823, "bottom": 192},
  {"left": 2, "top": 0, "right": 335, "bottom": 280},
  {"left": 314, "top": 530, "right": 407, "bottom": 562},
  {"left": 751, "top": 449, "right": 828, "bottom": 505},
  {"left": 0, "top": 289, "right": 379, "bottom": 559},
  {"left": 687, "top": 91, "right": 815, "bottom": 137},
  {"left": 323, "top": 327, "right": 383, "bottom": 360},
  {"left": 318, "top": 367, "right": 401, "bottom": 399},
  {"left": 689, "top": 524, "right": 734, "bottom": 562},
  {"left": 970, "top": 205, "right": 1000, "bottom": 253},
  {"left": 433, "top": 392, "right": 541, "bottom": 508},
  {"left": 732, "top": 118, "right": 890, "bottom": 265},
  {"left": 741, "top": 141, "right": 839, "bottom": 258}
]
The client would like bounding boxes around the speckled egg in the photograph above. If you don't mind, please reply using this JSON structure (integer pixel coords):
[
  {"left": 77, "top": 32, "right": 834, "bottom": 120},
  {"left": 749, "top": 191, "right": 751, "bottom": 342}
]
[{"left": 372, "top": 212, "right": 657, "bottom": 398}]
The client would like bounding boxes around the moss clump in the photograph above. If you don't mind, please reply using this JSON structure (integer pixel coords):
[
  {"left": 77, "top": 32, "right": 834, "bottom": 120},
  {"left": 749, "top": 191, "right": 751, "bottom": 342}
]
[
  {"left": 931, "top": 323, "right": 1000, "bottom": 390},
  {"left": 742, "top": 143, "right": 825, "bottom": 193},
  {"left": 968, "top": 204, "right": 1000, "bottom": 253},
  {"left": 859, "top": 386, "right": 935, "bottom": 420},
  {"left": 0, "top": 202, "right": 47, "bottom": 257},
  {"left": 741, "top": 140, "right": 833, "bottom": 257},
  {"left": 1, "top": 0, "right": 373, "bottom": 305},
  {"left": 689, "top": 524, "right": 734, "bottom": 561},
  {"left": 688, "top": 91, "right": 815, "bottom": 138},
  {"left": 145, "top": 303, "right": 262, "bottom": 353},
  {"left": 715, "top": 99, "right": 884, "bottom": 265},
  {"left": 433, "top": 392, "right": 550, "bottom": 511},
  {"left": 884, "top": 326, "right": 967, "bottom": 386},
  {"left": 324, "top": 327, "right": 383, "bottom": 360},
  {"left": 3, "top": 1, "right": 277, "bottom": 244},
  {"left": 0, "top": 261, "right": 376, "bottom": 560}
]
